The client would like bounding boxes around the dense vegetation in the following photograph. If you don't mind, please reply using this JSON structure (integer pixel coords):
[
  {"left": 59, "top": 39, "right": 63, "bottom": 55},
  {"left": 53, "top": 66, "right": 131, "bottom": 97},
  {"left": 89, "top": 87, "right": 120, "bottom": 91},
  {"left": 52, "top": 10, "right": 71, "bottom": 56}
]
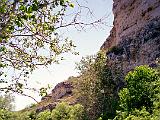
[
  {"left": 74, "top": 51, "right": 119, "bottom": 120},
  {"left": 0, "top": 102, "right": 85, "bottom": 120},
  {"left": 0, "top": 52, "right": 159, "bottom": 120},
  {"left": 113, "top": 65, "right": 160, "bottom": 120},
  {"left": 75, "top": 52, "right": 160, "bottom": 120}
]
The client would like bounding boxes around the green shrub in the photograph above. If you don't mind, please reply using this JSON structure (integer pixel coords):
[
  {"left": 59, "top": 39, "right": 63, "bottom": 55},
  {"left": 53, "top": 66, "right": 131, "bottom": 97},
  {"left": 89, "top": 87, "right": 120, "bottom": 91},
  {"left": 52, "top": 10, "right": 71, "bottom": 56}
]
[
  {"left": 36, "top": 110, "right": 51, "bottom": 120},
  {"left": 51, "top": 102, "right": 85, "bottom": 120},
  {"left": 114, "top": 65, "right": 160, "bottom": 120},
  {"left": 51, "top": 102, "right": 71, "bottom": 120},
  {"left": 0, "top": 109, "right": 17, "bottom": 120}
]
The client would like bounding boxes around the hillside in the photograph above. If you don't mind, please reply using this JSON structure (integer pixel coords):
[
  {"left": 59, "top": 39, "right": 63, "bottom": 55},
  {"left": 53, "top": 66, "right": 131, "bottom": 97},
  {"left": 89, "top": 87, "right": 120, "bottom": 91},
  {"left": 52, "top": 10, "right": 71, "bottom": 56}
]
[
  {"left": 10, "top": 0, "right": 160, "bottom": 119},
  {"left": 21, "top": 0, "right": 160, "bottom": 114},
  {"left": 1, "top": 0, "right": 160, "bottom": 120}
]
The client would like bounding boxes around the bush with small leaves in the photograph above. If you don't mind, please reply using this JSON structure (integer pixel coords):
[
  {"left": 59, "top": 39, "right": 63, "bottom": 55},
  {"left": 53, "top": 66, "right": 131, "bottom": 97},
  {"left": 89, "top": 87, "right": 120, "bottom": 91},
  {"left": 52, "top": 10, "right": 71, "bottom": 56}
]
[
  {"left": 0, "top": 109, "right": 17, "bottom": 120},
  {"left": 51, "top": 102, "right": 85, "bottom": 120},
  {"left": 36, "top": 110, "right": 51, "bottom": 120},
  {"left": 114, "top": 65, "right": 160, "bottom": 120}
]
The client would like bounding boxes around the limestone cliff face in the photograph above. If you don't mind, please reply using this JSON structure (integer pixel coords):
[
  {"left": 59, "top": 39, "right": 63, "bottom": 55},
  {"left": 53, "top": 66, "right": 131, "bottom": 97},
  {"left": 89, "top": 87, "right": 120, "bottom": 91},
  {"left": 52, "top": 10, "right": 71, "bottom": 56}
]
[{"left": 101, "top": 0, "right": 160, "bottom": 73}]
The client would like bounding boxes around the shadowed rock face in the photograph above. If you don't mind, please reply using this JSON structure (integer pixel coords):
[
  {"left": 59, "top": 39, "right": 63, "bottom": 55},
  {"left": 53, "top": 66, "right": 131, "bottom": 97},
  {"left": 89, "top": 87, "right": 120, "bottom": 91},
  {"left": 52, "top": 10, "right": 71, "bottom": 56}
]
[
  {"left": 51, "top": 82, "right": 73, "bottom": 100},
  {"left": 41, "top": 81, "right": 73, "bottom": 101},
  {"left": 36, "top": 103, "right": 56, "bottom": 113},
  {"left": 101, "top": 0, "right": 160, "bottom": 74},
  {"left": 37, "top": 81, "right": 74, "bottom": 113}
]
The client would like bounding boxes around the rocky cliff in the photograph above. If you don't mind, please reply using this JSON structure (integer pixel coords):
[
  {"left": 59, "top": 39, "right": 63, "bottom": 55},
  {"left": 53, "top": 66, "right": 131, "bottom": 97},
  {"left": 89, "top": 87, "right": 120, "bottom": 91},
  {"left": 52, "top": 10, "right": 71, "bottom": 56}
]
[
  {"left": 36, "top": 80, "right": 78, "bottom": 113},
  {"left": 41, "top": 81, "right": 73, "bottom": 101},
  {"left": 101, "top": 0, "right": 160, "bottom": 74},
  {"left": 34, "top": 0, "right": 160, "bottom": 114}
]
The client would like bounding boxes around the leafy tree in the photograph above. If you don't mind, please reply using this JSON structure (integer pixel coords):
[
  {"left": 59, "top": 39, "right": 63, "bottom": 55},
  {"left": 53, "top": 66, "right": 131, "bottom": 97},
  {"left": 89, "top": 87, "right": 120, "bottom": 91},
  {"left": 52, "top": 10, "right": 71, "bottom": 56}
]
[
  {"left": 0, "top": 0, "right": 75, "bottom": 96},
  {"left": 0, "top": 94, "right": 16, "bottom": 120},
  {"left": 0, "top": 0, "right": 105, "bottom": 97},
  {"left": 14, "top": 110, "right": 37, "bottom": 120},
  {"left": 114, "top": 65, "right": 160, "bottom": 120},
  {"left": 51, "top": 102, "right": 71, "bottom": 120},
  {"left": 75, "top": 52, "right": 103, "bottom": 119},
  {"left": 69, "top": 104, "right": 85, "bottom": 120},
  {"left": 75, "top": 51, "right": 118, "bottom": 120}
]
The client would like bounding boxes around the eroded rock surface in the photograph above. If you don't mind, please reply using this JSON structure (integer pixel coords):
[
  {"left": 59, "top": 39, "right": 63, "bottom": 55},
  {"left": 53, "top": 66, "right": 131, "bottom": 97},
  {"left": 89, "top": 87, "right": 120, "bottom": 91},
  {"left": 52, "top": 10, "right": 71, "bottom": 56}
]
[
  {"left": 101, "top": 0, "right": 160, "bottom": 74},
  {"left": 37, "top": 81, "right": 74, "bottom": 113}
]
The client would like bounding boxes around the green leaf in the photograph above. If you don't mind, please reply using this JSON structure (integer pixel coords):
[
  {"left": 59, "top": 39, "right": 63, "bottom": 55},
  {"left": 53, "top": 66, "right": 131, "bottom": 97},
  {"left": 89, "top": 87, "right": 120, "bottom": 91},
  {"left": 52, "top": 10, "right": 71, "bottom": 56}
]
[
  {"left": 49, "top": 26, "right": 55, "bottom": 31},
  {"left": 19, "top": 5, "right": 25, "bottom": 10},
  {"left": 15, "top": 20, "right": 22, "bottom": 27},
  {"left": 27, "top": 6, "right": 33, "bottom": 13},
  {"left": 0, "top": 46, "right": 6, "bottom": 52},
  {"left": 8, "top": 25, "right": 14, "bottom": 31},
  {"left": 0, "top": 7, "right": 5, "bottom": 13},
  {"left": 31, "top": 15, "right": 35, "bottom": 19}
]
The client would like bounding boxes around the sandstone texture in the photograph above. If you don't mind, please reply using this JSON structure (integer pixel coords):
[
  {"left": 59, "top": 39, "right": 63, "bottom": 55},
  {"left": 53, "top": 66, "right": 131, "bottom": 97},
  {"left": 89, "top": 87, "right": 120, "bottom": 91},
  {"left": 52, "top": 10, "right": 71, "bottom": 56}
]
[{"left": 101, "top": 0, "right": 160, "bottom": 74}]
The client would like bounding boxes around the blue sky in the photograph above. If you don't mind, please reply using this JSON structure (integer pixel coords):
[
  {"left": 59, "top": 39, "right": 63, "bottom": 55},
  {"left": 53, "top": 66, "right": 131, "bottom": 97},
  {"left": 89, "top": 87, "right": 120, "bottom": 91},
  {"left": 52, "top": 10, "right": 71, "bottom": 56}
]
[{"left": 15, "top": 0, "right": 114, "bottom": 110}]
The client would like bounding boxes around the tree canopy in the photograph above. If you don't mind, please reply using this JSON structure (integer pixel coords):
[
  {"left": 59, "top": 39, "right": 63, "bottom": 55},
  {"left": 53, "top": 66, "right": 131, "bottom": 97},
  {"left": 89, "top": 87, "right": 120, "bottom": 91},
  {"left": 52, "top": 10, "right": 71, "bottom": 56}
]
[
  {"left": 0, "top": 0, "right": 76, "bottom": 94},
  {"left": 114, "top": 65, "right": 160, "bottom": 120},
  {"left": 0, "top": 0, "right": 105, "bottom": 97},
  {"left": 75, "top": 51, "right": 118, "bottom": 120}
]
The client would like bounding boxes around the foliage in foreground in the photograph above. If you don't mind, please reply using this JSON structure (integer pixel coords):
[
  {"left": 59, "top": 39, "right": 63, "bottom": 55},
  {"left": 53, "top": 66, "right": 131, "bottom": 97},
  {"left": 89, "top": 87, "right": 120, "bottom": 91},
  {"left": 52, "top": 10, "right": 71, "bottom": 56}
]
[
  {"left": 0, "top": 0, "right": 106, "bottom": 96},
  {"left": 113, "top": 65, "right": 160, "bottom": 120},
  {"left": 0, "top": 0, "right": 78, "bottom": 95},
  {"left": 0, "top": 0, "right": 106, "bottom": 98},
  {"left": 0, "top": 53, "right": 159, "bottom": 120},
  {"left": 0, "top": 102, "right": 85, "bottom": 120}
]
